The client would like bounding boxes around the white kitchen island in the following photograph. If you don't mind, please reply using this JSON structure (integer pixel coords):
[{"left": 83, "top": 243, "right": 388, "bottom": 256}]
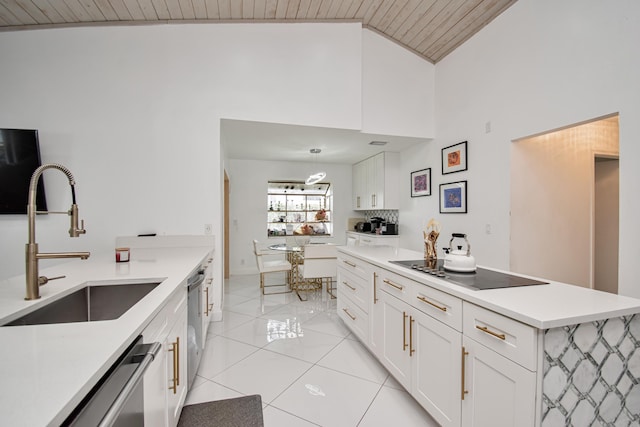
[
  {"left": 337, "top": 245, "right": 640, "bottom": 427},
  {"left": 0, "top": 244, "right": 212, "bottom": 427}
]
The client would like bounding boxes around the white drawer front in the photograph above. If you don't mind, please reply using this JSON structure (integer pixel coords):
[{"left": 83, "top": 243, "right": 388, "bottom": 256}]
[
  {"left": 337, "top": 267, "right": 369, "bottom": 313},
  {"left": 337, "top": 253, "right": 370, "bottom": 282},
  {"left": 463, "top": 302, "right": 537, "bottom": 371},
  {"left": 338, "top": 294, "right": 368, "bottom": 342},
  {"left": 376, "top": 267, "right": 410, "bottom": 303},
  {"left": 410, "top": 283, "right": 463, "bottom": 332}
]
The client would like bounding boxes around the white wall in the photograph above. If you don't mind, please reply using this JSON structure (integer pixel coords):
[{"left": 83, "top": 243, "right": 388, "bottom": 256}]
[
  {"left": 0, "top": 23, "right": 363, "bottom": 314},
  {"left": 226, "top": 159, "right": 353, "bottom": 275},
  {"left": 399, "top": 0, "right": 640, "bottom": 298},
  {"left": 362, "top": 30, "right": 435, "bottom": 138}
]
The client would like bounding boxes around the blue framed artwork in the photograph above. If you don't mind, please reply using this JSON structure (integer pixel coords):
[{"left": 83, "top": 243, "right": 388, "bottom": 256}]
[{"left": 439, "top": 180, "right": 467, "bottom": 213}]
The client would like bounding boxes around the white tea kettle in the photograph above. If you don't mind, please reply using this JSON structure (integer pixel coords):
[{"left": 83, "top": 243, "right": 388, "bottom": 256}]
[{"left": 443, "top": 233, "right": 477, "bottom": 272}]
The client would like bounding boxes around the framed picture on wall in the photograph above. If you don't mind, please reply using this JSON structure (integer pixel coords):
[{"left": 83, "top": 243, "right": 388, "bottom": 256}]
[
  {"left": 440, "top": 180, "right": 467, "bottom": 213},
  {"left": 411, "top": 168, "right": 431, "bottom": 197},
  {"left": 441, "top": 141, "right": 468, "bottom": 174}
]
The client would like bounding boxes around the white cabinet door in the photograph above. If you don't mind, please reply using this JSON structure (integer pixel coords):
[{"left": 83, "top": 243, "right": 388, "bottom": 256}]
[
  {"left": 371, "top": 152, "right": 384, "bottom": 209},
  {"left": 461, "top": 337, "right": 536, "bottom": 427},
  {"left": 352, "top": 161, "right": 366, "bottom": 210},
  {"left": 412, "top": 308, "right": 462, "bottom": 427},
  {"left": 378, "top": 290, "right": 412, "bottom": 389},
  {"left": 369, "top": 270, "right": 384, "bottom": 357},
  {"left": 166, "top": 306, "right": 188, "bottom": 427},
  {"left": 202, "top": 275, "right": 213, "bottom": 341},
  {"left": 143, "top": 338, "right": 168, "bottom": 427}
]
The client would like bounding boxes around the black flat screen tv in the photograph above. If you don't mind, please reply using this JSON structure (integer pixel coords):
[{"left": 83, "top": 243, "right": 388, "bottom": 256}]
[{"left": 0, "top": 128, "right": 48, "bottom": 214}]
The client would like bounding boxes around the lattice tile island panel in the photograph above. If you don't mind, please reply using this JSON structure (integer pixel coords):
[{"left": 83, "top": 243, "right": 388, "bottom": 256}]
[{"left": 542, "top": 314, "right": 639, "bottom": 426}]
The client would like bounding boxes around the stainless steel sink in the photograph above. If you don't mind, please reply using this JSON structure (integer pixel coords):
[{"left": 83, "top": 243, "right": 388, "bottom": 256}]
[{"left": 4, "top": 281, "right": 162, "bottom": 326}]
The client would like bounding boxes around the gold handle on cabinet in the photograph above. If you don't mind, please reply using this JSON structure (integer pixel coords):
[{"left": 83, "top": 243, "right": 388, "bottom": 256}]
[
  {"left": 373, "top": 272, "right": 378, "bottom": 304},
  {"left": 343, "top": 281, "right": 356, "bottom": 291},
  {"left": 476, "top": 325, "right": 506, "bottom": 340},
  {"left": 402, "top": 312, "right": 408, "bottom": 351},
  {"left": 461, "top": 346, "right": 469, "bottom": 400},
  {"left": 168, "top": 338, "right": 179, "bottom": 394},
  {"left": 371, "top": 194, "right": 376, "bottom": 207},
  {"left": 342, "top": 308, "right": 356, "bottom": 321},
  {"left": 343, "top": 260, "right": 356, "bottom": 268},
  {"left": 205, "top": 287, "right": 210, "bottom": 315},
  {"left": 206, "top": 278, "right": 213, "bottom": 285},
  {"left": 208, "top": 257, "right": 213, "bottom": 263},
  {"left": 383, "top": 279, "right": 404, "bottom": 291},
  {"left": 416, "top": 296, "right": 447, "bottom": 312},
  {"left": 409, "top": 316, "right": 415, "bottom": 356},
  {"left": 356, "top": 196, "right": 360, "bottom": 208},
  {"left": 176, "top": 336, "right": 180, "bottom": 387}
]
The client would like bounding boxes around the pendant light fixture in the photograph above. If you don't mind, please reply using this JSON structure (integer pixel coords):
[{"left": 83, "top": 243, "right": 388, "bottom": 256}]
[{"left": 305, "top": 148, "right": 326, "bottom": 185}]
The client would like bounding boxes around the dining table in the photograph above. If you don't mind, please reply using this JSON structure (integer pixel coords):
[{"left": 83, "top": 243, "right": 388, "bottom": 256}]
[{"left": 268, "top": 243, "right": 323, "bottom": 300}]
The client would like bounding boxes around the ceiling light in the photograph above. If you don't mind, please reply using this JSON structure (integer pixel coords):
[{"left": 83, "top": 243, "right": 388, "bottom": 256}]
[
  {"left": 369, "top": 141, "right": 388, "bottom": 146},
  {"left": 306, "top": 148, "right": 326, "bottom": 185}
]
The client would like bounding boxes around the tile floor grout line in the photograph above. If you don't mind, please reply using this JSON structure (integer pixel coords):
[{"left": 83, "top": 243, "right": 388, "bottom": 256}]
[{"left": 355, "top": 381, "right": 387, "bottom": 427}]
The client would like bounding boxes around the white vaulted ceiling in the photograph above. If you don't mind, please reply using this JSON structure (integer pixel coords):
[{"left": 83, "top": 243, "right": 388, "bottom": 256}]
[{"left": 0, "top": 0, "right": 516, "bottom": 64}]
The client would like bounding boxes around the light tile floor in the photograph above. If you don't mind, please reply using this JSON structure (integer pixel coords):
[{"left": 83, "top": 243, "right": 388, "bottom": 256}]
[{"left": 186, "top": 273, "right": 440, "bottom": 427}]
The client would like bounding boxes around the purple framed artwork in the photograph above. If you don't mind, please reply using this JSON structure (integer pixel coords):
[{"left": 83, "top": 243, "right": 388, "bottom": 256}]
[{"left": 411, "top": 168, "right": 431, "bottom": 197}]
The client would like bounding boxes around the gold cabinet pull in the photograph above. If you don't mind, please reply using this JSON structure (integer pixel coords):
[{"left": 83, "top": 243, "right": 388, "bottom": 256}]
[
  {"left": 417, "top": 295, "right": 447, "bottom": 312},
  {"left": 343, "top": 260, "right": 356, "bottom": 268},
  {"left": 373, "top": 272, "right": 378, "bottom": 304},
  {"left": 208, "top": 257, "right": 213, "bottom": 263},
  {"left": 383, "top": 279, "right": 404, "bottom": 291},
  {"left": 356, "top": 196, "right": 360, "bottom": 208},
  {"left": 206, "top": 278, "right": 213, "bottom": 285},
  {"left": 461, "top": 347, "right": 469, "bottom": 400},
  {"left": 176, "top": 336, "right": 180, "bottom": 387},
  {"left": 342, "top": 308, "right": 356, "bottom": 321},
  {"left": 402, "top": 312, "right": 408, "bottom": 351},
  {"left": 476, "top": 325, "right": 506, "bottom": 340},
  {"left": 205, "top": 287, "right": 210, "bottom": 315},
  {"left": 409, "top": 316, "right": 415, "bottom": 356},
  {"left": 168, "top": 338, "right": 179, "bottom": 394},
  {"left": 343, "top": 281, "right": 356, "bottom": 291}
]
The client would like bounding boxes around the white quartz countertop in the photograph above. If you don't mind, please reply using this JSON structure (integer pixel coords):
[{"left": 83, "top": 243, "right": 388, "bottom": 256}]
[
  {"left": 0, "top": 246, "right": 210, "bottom": 427},
  {"left": 338, "top": 246, "right": 640, "bottom": 329}
]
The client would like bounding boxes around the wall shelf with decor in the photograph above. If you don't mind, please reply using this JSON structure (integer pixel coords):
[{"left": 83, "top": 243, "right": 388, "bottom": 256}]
[{"left": 267, "top": 181, "right": 333, "bottom": 236}]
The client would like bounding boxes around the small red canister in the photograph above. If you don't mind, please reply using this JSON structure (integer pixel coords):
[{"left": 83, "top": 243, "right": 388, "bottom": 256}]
[{"left": 115, "top": 247, "right": 130, "bottom": 263}]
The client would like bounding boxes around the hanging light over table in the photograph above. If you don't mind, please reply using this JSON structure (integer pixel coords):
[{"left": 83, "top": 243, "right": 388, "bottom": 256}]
[{"left": 305, "top": 148, "right": 326, "bottom": 185}]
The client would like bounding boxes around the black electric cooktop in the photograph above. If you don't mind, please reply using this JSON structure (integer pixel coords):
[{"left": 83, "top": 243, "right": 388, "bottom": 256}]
[{"left": 389, "top": 260, "right": 548, "bottom": 291}]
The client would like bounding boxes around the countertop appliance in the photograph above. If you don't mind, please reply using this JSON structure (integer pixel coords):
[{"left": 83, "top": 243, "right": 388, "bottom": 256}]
[
  {"left": 389, "top": 259, "right": 548, "bottom": 291},
  {"left": 63, "top": 335, "right": 160, "bottom": 426},
  {"left": 187, "top": 268, "right": 205, "bottom": 389},
  {"left": 443, "top": 233, "right": 476, "bottom": 272},
  {"left": 369, "top": 217, "right": 384, "bottom": 232},
  {"left": 380, "top": 222, "right": 397, "bottom": 235},
  {"left": 355, "top": 222, "right": 372, "bottom": 232}
]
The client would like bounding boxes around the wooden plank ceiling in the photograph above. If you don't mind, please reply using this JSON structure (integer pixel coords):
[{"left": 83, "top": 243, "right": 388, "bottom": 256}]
[{"left": 0, "top": 0, "right": 516, "bottom": 63}]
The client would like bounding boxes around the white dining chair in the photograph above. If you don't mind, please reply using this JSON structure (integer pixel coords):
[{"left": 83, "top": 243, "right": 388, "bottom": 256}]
[
  {"left": 295, "top": 244, "right": 337, "bottom": 300},
  {"left": 253, "top": 240, "right": 293, "bottom": 295}
]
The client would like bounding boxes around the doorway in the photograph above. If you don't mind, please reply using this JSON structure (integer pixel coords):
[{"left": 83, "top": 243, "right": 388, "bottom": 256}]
[
  {"left": 594, "top": 156, "right": 619, "bottom": 293},
  {"left": 510, "top": 114, "right": 619, "bottom": 290},
  {"left": 224, "top": 170, "right": 230, "bottom": 279}
]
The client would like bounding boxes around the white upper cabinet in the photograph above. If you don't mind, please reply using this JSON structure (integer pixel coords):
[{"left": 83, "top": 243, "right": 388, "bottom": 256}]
[{"left": 352, "top": 152, "right": 399, "bottom": 211}]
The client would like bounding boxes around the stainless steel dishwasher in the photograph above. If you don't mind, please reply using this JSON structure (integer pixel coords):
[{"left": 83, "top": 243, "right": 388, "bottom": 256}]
[
  {"left": 187, "top": 268, "right": 205, "bottom": 389},
  {"left": 62, "top": 336, "right": 161, "bottom": 427}
]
